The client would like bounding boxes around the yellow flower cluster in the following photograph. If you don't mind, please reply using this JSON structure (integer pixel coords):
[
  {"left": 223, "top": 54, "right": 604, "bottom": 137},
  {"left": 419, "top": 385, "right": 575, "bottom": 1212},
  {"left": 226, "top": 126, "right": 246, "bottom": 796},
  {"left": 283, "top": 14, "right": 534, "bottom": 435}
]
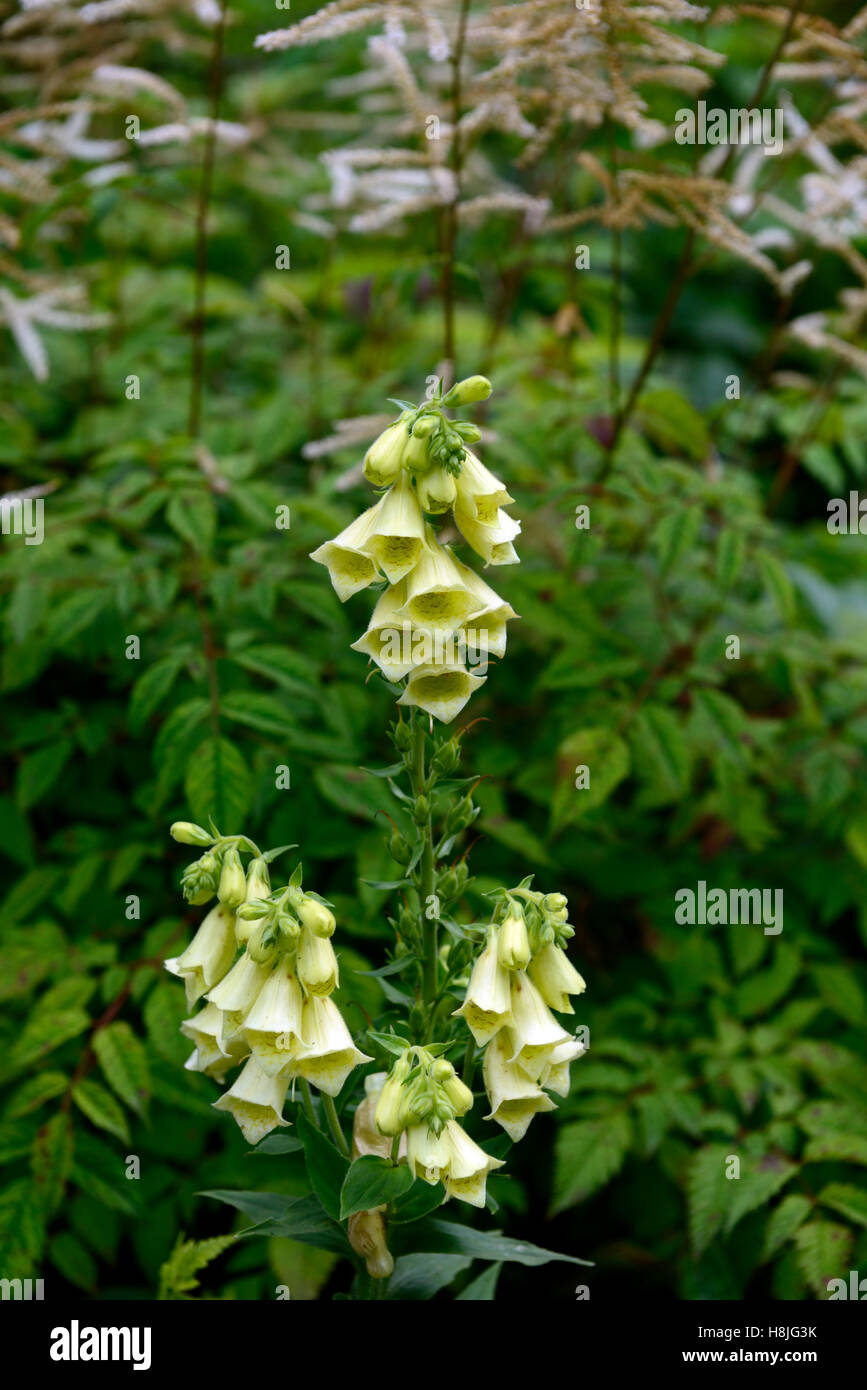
[
  {"left": 310, "top": 379, "right": 519, "bottom": 723},
  {"left": 454, "top": 889, "right": 587, "bottom": 1142},
  {"left": 371, "top": 1048, "right": 503, "bottom": 1209},
  {"left": 165, "top": 831, "right": 371, "bottom": 1145}
]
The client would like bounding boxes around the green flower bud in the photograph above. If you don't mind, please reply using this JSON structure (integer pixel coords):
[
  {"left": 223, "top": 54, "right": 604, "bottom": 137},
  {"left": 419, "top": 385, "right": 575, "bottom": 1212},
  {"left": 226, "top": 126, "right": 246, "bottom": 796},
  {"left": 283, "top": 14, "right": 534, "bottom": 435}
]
[
  {"left": 392, "top": 719, "right": 413, "bottom": 753},
  {"left": 497, "top": 908, "right": 531, "bottom": 971},
  {"left": 402, "top": 430, "right": 433, "bottom": 474},
  {"left": 544, "top": 893, "right": 568, "bottom": 914},
  {"left": 363, "top": 419, "right": 411, "bottom": 488},
  {"left": 430, "top": 738, "right": 461, "bottom": 778},
  {"left": 374, "top": 1053, "right": 412, "bottom": 1136},
  {"left": 416, "top": 465, "right": 457, "bottom": 514},
  {"left": 442, "top": 375, "right": 492, "bottom": 407},
  {"left": 413, "top": 795, "right": 430, "bottom": 826},
  {"left": 389, "top": 832, "right": 413, "bottom": 866},
  {"left": 246, "top": 857, "right": 271, "bottom": 901},
  {"left": 236, "top": 899, "right": 270, "bottom": 921},
  {"left": 297, "top": 895, "right": 336, "bottom": 938},
  {"left": 277, "top": 909, "right": 301, "bottom": 946},
  {"left": 411, "top": 414, "right": 437, "bottom": 438},
  {"left": 435, "top": 1064, "right": 474, "bottom": 1118},
  {"left": 218, "top": 847, "right": 247, "bottom": 911},
  {"left": 247, "top": 920, "right": 279, "bottom": 964},
  {"left": 181, "top": 850, "right": 219, "bottom": 905},
  {"left": 170, "top": 821, "right": 213, "bottom": 847}
]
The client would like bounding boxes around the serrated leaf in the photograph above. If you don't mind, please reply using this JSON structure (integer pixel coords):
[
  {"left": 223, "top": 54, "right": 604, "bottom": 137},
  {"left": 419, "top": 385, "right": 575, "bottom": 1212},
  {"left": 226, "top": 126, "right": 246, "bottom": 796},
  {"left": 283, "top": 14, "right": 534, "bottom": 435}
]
[
  {"left": 687, "top": 1145, "right": 731, "bottom": 1255},
  {"left": 128, "top": 654, "right": 185, "bottom": 732},
  {"left": 552, "top": 727, "right": 630, "bottom": 828},
  {"left": 72, "top": 1079, "right": 131, "bottom": 1143},
  {"left": 158, "top": 1232, "right": 237, "bottom": 1299},
  {"left": 551, "top": 1113, "right": 632, "bottom": 1213},
  {"left": 92, "top": 1022, "right": 150, "bottom": 1118},
  {"left": 761, "top": 1194, "right": 812, "bottom": 1262},
  {"left": 723, "top": 1153, "right": 797, "bottom": 1235},
  {"left": 184, "top": 736, "right": 252, "bottom": 833},
  {"left": 651, "top": 505, "right": 702, "bottom": 576},
  {"left": 166, "top": 490, "right": 216, "bottom": 554},
  {"left": 817, "top": 1183, "right": 867, "bottom": 1229},
  {"left": 794, "top": 1221, "right": 853, "bottom": 1297}
]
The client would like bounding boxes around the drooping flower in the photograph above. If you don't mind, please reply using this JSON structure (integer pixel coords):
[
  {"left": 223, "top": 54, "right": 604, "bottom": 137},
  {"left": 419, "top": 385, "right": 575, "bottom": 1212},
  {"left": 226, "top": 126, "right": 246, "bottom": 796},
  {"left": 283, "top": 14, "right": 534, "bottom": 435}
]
[
  {"left": 454, "top": 449, "right": 514, "bottom": 525},
  {"left": 452, "top": 928, "right": 512, "bottom": 1045},
  {"left": 181, "top": 1002, "right": 247, "bottom": 1079},
  {"left": 359, "top": 469, "right": 427, "bottom": 583},
  {"left": 454, "top": 503, "right": 521, "bottom": 567},
  {"left": 206, "top": 949, "right": 273, "bottom": 1044},
  {"left": 238, "top": 958, "right": 306, "bottom": 1076},
  {"left": 350, "top": 579, "right": 419, "bottom": 681},
  {"left": 399, "top": 531, "right": 482, "bottom": 636},
  {"left": 406, "top": 1121, "right": 451, "bottom": 1184},
  {"left": 440, "top": 1118, "right": 505, "bottom": 1208},
  {"left": 309, "top": 508, "right": 384, "bottom": 600},
  {"left": 291, "top": 995, "right": 373, "bottom": 1096},
  {"left": 538, "top": 1037, "right": 587, "bottom": 1098},
  {"left": 507, "top": 972, "right": 573, "bottom": 1079},
  {"left": 212, "top": 1054, "right": 291, "bottom": 1144},
  {"left": 397, "top": 659, "right": 487, "bottom": 724},
  {"left": 482, "top": 1030, "right": 556, "bottom": 1141},
  {"left": 528, "top": 943, "right": 586, "bottom": 1014},
  {"left": 164, "top": 902, "right": 237, "bottom": 1007}
]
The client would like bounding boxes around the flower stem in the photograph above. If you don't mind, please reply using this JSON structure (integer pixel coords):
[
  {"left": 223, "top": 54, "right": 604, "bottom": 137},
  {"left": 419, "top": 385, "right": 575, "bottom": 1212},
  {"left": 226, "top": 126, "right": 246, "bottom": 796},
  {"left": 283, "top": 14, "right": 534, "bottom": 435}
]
[
  {"left": 322, "top": 1093, "right": 350, "bottom": 1156},
  {"left": 412, "top": 716, "right": 437, "bottom": 1008},
  {"left": 299, "top": 1078, "right": 317, "bottom": 1124}
]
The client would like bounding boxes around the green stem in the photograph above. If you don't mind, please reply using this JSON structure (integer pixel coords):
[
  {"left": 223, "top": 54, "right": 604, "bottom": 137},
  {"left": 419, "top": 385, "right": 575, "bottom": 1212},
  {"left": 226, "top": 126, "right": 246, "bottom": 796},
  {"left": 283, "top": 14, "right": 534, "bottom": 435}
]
[
  {"left": 461, "top": 1035, "right": 477, "bottom": 1091},
  {"left": 299, "top": 1079, "right": 316, "bottom": 1124},
  {"left": 322, "top": 1093, "right": 350, "bottom": 1156},
  {"left": 412, "top": 716, "right": 437, "bottom": 1008}
]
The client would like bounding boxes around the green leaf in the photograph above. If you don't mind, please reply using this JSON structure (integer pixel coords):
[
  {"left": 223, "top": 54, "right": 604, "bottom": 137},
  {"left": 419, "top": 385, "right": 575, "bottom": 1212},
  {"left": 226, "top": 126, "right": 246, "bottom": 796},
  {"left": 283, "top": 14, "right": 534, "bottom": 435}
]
[
  {"left": 184, "top": 736, "right": 252, "bottom": 833},
  {"left": 386, "top": 1252, "right": 471, "bottom": 1299},
  {"left": 715, "top": 527, "right": 747, "bottom": 588},
  {"left": 72, "top": 1079, "right": 131, "bottom": 1143},
  {"left": 166, "top": 490, "right": 216, "bottom": 554},
  {"left": 5, "top": 1072, "right": 69, "bottom": 1119},
  {"left": 50, "top": 1231, "right": 98, "bottom": 1291},
  {"left": 803, "top": 1133, "right": 867, "bottom": 1166},
  {"left": 396, "top": 1217, "right": 592, "bottom": 1267},
  {"left": 628, "top": 705, "right": 691, "bottom": 806},
  {"left": 551, "top": 1112, "right": 632, "bottom": 1214},
  {"left": 651, "top": 505, "right": 702, "bottom": 576},
  {"left": 794, "top": 1221, "right": 853, "bottom": 1298},
  {"left": 339, "top": 1155, "right": 414, "bottom": 1220},
  {"left": 723, "top": 1153, "right": 797, "bottom": 1235},
  {"left": 143, "top": 982, "right": 189, "bottom": 1067},
  {"left": 128, "top": 654, "right": 185, "bottom": 731},
  {"left": 201, "top": 1190, "right": 349, "bottom": 1255},
  {"left": 552, "top": 727, "right": 630, "bottom": 828},
  {"left": 812, "top": 964, "right": 867, "bottom": 1025},
  {"left": 756, "top": 549, "right": 795, "bottom": 622},
  {"left": 817, "top": 1183, "right": 867, "bottom": 1229},
  {"left": 92, "top": 1022, "right": 151, "bottom": 1118},
  {"left": 761, "top": 1194, "right": 812, "bottom": 1262},
  {"left": 456, "top": 1261, "right": 503, "bottom": 1299},
  {"left": 734, "top": 944, "right": 801, "bottom": 1018},
  {"left": 687, "top": 1145, "right": 731, "bottom": 1256},
  {"left": 296, "top": 1112, "right": 350, "bottom": 1222},
  {"left": 158, "top": 1232, "right": 237, "bottom": 1299},
  {"left": 16, "top": 740, "right": 73, "bottom": 810}
]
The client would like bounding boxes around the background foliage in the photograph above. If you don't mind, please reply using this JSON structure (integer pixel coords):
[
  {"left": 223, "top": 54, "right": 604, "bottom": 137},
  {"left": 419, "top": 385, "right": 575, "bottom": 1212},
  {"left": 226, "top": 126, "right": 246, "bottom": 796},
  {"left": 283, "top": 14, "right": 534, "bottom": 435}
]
[{"left": 2, "top": 0, "right": 867, "bottom": 1300}]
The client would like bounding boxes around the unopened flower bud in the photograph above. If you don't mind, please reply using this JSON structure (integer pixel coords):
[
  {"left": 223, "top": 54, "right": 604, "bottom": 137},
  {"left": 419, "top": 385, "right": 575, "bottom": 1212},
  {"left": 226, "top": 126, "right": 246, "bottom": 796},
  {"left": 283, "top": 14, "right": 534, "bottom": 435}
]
[
  {"left": 246, "top": 857, "right": 271, "bottom": 901},
  {"left": 296, "top": 895, "right": 336, "bottom": 938},
  {"left": 442, "top": 375, "right": 492, "bottom": 407},
  {"left": 392, "top": 719, "right": 413, "bottom": 753},
  {"left": 402, "top": 430, "right": 433, "bottom": 474},
  {"left": 544, "top": 893, "right": 568, "bottom": 914},
  {"left": 218, "top": 848, "right": 247, "bottom": 911},
  {"left": 247, "top": 920, "right": 279, "bottom": 964},
  {"left": 389, "top": 832, "right": 412, "bottom": 866},
  {"left": 363, "top": 420, "right": 410, "bottom": 489},
  {"left": 170, "top": 821, "right": 213, "bottom": 847},
  {"left": 416, "top": 466, "right": 457, "bottom": 514},
  {"left": 374, "top": 1053, "right": 412, "bottom": 1137},
  {"left": 413, "top": 795, "right": 430, "bottom": 826},
  {"left": 497, "top": 908, "right": 531, "bottom": 971},
  {"left": 431, "top": 1060, "right": 473, "bottom": 1117},
  {"left": 430, "top": 738, "right": 461, "bottom": 778},
  {"left": 298, "top": 930, "right": 338, "bottom": 995}
]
